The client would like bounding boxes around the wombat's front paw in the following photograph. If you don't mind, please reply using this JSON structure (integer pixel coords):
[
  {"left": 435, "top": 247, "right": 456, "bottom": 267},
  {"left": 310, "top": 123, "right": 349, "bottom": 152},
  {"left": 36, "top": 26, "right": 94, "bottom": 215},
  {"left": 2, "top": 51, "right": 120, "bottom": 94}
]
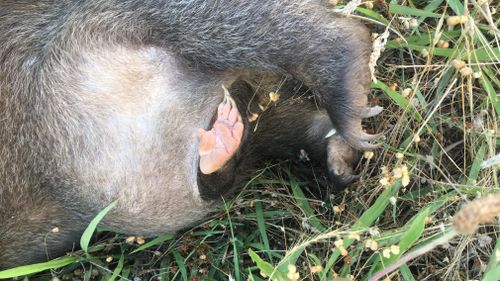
[
  {"left": 327, "top": 134, "right": 361, "bottom": 189},
  {"left": 341, "top": 105, "right": 385, "bottom": 151}
]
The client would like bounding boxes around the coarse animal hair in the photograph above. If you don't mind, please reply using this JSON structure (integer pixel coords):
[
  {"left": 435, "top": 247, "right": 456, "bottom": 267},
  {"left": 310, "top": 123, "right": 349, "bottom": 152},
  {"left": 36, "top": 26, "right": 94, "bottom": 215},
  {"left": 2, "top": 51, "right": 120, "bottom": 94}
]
[{"left": 0, "top": 0, "right": 377, "bottom": 268}]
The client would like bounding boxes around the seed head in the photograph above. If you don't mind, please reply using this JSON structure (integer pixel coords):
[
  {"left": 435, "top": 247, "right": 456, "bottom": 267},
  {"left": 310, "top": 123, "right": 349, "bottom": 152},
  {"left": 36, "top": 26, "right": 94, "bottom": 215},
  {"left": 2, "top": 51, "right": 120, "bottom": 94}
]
[
  {"left": 348, "top": 232, "right": 361, "bottom": 241},
  {"left": 136, "top": 236, "right": 146, "bottom": 245},
  {"left": 460, "top": 67, "right": 473, "bottom": 77},
  {"left": 365, "top": 238, "right": 379, "bottom": 251},
  {"left": 437, "top": 40, "right": 450, "bottom": 48},
  {"left": 248, "top": 113, "right": 259, "bottom": 122},
  {"left": 409, "top": 18, "right": 418, "bottom": 28},
  {"left": 447, "top": 15, "right": 467, "bottom": 27},
  {"left": 269, "top": 91, "right": 280, "bottom": 102},
  {"left": 364, "top": 151, "right": 374, "bottom": 159},
  {"left": 453, "top": 194, "right": 500, "bottom": 234},
  {"left": 125, "top": 236, "right": 136, "bottom": 244},
  {"left": 390, "top": 245, "right": 400, "bottom": 255},
  {"left": 420, "top": 49, "right": 429, "bottom": 58},
  {"left": 310, "top": 265, "right": 323, "bottom": 273},
  {"left": 452, "top": 59, "right": 466, "bottom": 69},
  {"left": 401, "top": 88, "right": 412, "bottom": 97}
]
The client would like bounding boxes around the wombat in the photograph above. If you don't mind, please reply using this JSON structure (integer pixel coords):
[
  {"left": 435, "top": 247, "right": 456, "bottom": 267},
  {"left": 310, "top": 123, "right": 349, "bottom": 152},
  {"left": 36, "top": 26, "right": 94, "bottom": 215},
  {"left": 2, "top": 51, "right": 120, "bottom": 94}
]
[{"left": 0, "top": 0, "right": 379, "bottom": 268}]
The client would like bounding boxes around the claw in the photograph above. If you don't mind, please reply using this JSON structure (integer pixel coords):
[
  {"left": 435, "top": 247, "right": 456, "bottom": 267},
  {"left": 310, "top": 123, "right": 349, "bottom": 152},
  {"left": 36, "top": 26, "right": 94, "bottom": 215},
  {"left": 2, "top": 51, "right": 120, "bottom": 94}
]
[
  {"left": 359, "top": 132, "right": 384, "bottom": 141},
  {"left": 222, "top": 85, "right": 236, "bottom": 108},
  {"left": 357, "top": 141, "right": 382, "bottom": 151},
  {"left": 324, "top": 128, "right": 337, "bottom": 138},
  {"left": 364, "top": 106, "right": 384, "bottom": 118},
  {"left": 329, "top": 172, "right": 361, "bottom": 189},
  {"left": 340, "top": 123, "right": 384, "bottom": 151},
  {"left": 346, "top": 135, "right": 383, "bottom": 151}
]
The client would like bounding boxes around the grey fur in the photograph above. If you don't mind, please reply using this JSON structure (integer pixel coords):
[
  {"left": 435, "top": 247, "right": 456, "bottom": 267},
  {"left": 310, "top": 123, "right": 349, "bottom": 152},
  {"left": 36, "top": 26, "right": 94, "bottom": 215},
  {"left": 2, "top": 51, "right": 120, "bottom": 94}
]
[{"left": 0, "top": 0, "right": 375, "bottom": 268}]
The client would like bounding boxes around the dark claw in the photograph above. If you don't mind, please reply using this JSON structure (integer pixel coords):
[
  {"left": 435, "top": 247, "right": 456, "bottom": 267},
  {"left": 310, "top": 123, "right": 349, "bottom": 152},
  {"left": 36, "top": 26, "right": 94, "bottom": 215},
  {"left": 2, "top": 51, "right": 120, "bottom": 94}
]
[
  {"left": 343, "top": 130, "right": 384, "bottom": 151},
  {"left": 329, "top": 171, "right": 361, "bottom": 190},
  {"left": 359, "top": 132, "right": 384, "bottom": 141},
  {"left": 350, "top": 139, "right": 382, "bottom": 151}
]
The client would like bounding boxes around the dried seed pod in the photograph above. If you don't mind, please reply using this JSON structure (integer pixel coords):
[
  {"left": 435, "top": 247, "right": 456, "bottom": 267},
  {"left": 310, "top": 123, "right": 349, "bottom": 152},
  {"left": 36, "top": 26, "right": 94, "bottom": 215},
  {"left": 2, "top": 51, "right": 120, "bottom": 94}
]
[
  {"left": 310, "top": 265, "right": 323, "bottom": 273},
  {"left": 452, "top": 59, "right": 466, "bottom": 69},
  {"left": 248, "top": 113, "right": 258, "bottom": 122},
  {"left": 338, "top": 246, "right": 348, "bottom": 256},
  {"left": 453, "top": 194, "right": 500, "bottom": 234},
  {"left": 382, "top": 248, "right": 391, "bottom": 258},
  {"left": 269, "top": 91, "right": 280, "bottom": 102},
  {"left": 136, "top": 236, "right": 146, "bottom": 245},
  {"left": 125, "top": 236, "right": 136, "bottom": 244},
  {"left": 401, "top": 88, "right": 412, "bottom": 97},
  {"left": 401, "top": 165, "right": 410, "bottom": 187},
  {"left": 420, "top": 48, "right": 429, "bottom": 58},
  {"left": 460, "top": 66, "right": 473, "bottom": 76},
  {"left": 348, "top": 232, "right": 361, "bottom": 241},
  {"left": 409, "top": 18, "right": 418, "bottom": 29},
  {"left": 365, "top": 238, "right": 379, "bottom": 251},
  {"left": 364, "top": 151, "right": 374, "bottom": 159},
  {"left": 390, "top": 245, "right": 400, "bottom": 255},
  {"left": 388, "top": 83, "right": 398, "bottom": 91},
  {"left": 447, "top": 15, "right": 467, "bottom": 27},
  {"left": 437, "top": 40, "right": 450, "bottom": 48},
  {"left": 334, "top": 239, "right": 344, "bottom": 248},
  {"left": 413, "top": 134, "right": 421, "bottom": 143}
]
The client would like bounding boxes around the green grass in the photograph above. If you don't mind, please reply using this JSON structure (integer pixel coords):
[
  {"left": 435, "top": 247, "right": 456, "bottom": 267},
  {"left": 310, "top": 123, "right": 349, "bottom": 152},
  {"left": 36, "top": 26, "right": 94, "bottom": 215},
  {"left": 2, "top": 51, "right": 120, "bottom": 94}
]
[{"left": 1, "top": 0, "right": 498, "bottom": 280}]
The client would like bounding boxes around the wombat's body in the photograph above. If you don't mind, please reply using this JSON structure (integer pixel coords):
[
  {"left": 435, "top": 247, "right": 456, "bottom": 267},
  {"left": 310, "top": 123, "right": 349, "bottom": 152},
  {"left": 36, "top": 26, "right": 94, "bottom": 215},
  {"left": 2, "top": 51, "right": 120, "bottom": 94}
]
[{"left": 0, "top": 0, "right": 377, "bottom": 268}]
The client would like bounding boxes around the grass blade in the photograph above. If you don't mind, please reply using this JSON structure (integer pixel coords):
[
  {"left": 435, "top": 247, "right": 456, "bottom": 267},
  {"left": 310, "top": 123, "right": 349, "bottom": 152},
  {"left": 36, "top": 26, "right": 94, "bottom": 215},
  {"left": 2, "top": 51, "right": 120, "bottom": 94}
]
[
  {"left": 131, "top": 233, "right": 174, "bottom": 254},
  {"left": 466, "top": 143, "right": 485, "bottom": 185},
  {"left": 446, "top": 0, "right": 465, "bottom": 15},
  {"left": 80, "top": 201, "right": 117, "bottom": 252},
  {"left": 400, "top": 264, "right": 417, "bottom": 281},
  {"left": 254, "top": 194, "right": 272, "bottom": 261},
  {"left": 0, "top": 257, "right": 77, "bottom": 279},
  {"left": 109, "top": 253, "right": 124, "bottom": 281},
  {"left": 288, "top": 172, "right": 326, "bottom": 232},
  {"left": 484, "top": 236, "right": 500, "bottom": 281},
  {"left": 248, "top": 249, "right": 287, "bottom": 280},
  {"left": 173, "top": 251, "right": 188, "bottom": 281},
  {"left": 389, "top": 4, "right": 442, "bottom": 18}
]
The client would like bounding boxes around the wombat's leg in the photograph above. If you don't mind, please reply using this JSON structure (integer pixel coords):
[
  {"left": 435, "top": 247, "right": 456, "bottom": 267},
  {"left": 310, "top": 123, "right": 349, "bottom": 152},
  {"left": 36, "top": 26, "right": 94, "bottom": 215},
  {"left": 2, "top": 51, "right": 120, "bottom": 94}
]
[
  {"left": 251, "top": 99, "right": 361, "bottom": 189},
  {"left": 198, "top": 99, "right": 244, "bottom": 175},
  {"left": 0, "top": 192, "right": 86, "bottom": 269},
  {"left": 124, "top": 1, "right": 382, "bottom": 150}
]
